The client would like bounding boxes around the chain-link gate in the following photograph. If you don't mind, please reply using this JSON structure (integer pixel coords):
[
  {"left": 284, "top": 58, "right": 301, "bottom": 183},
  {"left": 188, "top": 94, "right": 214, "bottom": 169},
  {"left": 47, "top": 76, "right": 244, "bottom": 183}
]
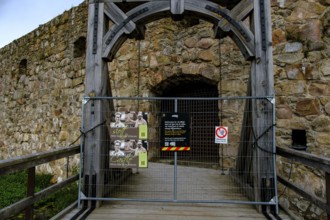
[{"left": 79, "top": 96, "right": 277, "bottom": 209}]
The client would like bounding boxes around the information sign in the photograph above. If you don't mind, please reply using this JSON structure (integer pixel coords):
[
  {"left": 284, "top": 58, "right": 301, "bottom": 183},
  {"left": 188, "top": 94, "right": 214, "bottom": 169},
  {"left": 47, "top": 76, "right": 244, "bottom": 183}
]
[{"left": 161, "top": 113, "right": 190, "bottom": 150}]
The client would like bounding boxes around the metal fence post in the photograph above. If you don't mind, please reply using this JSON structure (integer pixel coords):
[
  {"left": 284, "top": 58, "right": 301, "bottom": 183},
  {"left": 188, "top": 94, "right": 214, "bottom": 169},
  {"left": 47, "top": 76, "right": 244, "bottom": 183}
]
[{"left": 174, "top": 98, "right": 178, "bottom": 201}]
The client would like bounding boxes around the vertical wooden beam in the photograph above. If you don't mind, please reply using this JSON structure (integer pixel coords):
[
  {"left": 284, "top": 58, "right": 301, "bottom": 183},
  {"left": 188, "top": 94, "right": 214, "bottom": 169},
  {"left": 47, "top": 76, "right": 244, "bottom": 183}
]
[
  {"left": 25, "top": 167, "right": 35, "bottom": 220},
  {"left": 326, "top": 172, "right": 330, "bottom": 220},
  {"left": 250, "top": 0, "right": 275, "bottom": 210},
  {"left": 171, "top": 0, "right": 184, "bottom": 20},
  {"left": 171, "top": 0, "right": 184, "bottom": 14},
  {"left": 84, "top": 0, "right": 111, "bottom": 208}
]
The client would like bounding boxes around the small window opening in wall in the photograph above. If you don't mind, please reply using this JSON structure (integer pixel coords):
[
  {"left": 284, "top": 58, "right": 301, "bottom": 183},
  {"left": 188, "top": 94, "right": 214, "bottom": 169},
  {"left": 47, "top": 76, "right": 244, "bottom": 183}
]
[
  {"left": 19, "top": 59, "right": 27, "bottom": 75},
  {"left": 73, "top": 37, "right": 86, "bottom": 58},
  {"left": 292, "top": 129, "right": 307, "bottom": 151}
]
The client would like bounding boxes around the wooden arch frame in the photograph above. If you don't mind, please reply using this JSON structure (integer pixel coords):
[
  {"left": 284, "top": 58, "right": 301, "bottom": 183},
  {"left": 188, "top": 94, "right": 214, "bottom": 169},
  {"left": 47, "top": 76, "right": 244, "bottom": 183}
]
[
  {"left": 83, "top": 0, "right": 276, "bottom": 212},
  {"left": 101, "top": 0, "right": 255, "bottom": 61}
]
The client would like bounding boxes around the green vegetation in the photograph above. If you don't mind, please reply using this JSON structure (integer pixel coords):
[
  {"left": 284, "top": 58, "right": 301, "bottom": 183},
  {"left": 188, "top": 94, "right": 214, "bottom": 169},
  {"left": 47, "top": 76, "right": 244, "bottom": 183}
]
[
  {"left": 0, "top": 171, "right": 78, "bottom": 219},
  {"left": 35, "top": 182, "right": 78, "bottom": 218},
  {"left": 0, "top": 171, "right": 28, "bottom": 208}
]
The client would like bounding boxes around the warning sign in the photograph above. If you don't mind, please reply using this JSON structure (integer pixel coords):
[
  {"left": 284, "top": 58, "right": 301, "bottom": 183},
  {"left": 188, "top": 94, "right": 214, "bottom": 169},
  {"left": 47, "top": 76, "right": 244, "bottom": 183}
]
[
  {"left": 161, "top": 147, "right": 190, "bottom": 151},
  {"left": 215, "top": 126, "right": 228, "bottom": 144}
]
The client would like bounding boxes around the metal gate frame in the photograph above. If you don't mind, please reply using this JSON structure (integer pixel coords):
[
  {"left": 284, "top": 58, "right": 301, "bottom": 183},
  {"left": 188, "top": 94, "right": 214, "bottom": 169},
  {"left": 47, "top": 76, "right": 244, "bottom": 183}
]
[{"left": 78, "top": 96, "right": 278, "bottom": 211}]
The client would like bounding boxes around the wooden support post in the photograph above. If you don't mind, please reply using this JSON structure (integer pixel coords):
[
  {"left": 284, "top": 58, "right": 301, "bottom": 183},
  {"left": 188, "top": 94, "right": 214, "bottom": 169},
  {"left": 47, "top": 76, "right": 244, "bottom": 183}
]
[
  {"left": 171, "top": 0, "right": 184, "bottom": 13},
  {"left": 25, "top": 167, "right": 35, "bottom": 220},
  {"left": 83, "top": 0, "right": 111, "bottom": 208},
  {"left": 326, "top": 172, "right": 330, "bottom": 220},
  {"left": 250, "top": 0, "right": 275, "bottom": 211}
]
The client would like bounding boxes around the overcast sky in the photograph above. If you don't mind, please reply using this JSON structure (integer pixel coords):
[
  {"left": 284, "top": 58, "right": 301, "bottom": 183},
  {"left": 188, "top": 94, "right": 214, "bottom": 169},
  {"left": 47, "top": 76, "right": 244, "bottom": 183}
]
[{"left": 0, "top": 0, "right": 84, "bottom": 48}]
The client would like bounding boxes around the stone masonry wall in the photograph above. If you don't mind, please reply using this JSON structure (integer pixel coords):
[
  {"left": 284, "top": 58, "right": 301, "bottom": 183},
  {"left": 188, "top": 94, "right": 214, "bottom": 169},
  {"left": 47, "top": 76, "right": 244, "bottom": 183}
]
[
  {"left": 272, "top": 0, "right": 330, "bottom": 219},
  {"left": 0, "top": 2, "right": 88, "bottom": 177},
  {"left": 0, "top": 0, "right": 330, "bottom": 219}
]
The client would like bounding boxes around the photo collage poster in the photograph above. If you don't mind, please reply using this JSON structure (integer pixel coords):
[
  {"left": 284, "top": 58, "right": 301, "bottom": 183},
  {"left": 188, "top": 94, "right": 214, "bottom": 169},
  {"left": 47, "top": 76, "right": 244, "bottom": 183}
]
[{"left": 109, "top": 111, "right": 148, "bottom": 168}]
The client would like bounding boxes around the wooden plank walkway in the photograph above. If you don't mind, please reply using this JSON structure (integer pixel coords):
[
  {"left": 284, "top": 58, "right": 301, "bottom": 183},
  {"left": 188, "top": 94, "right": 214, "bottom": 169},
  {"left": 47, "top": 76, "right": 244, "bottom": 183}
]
[
  {"left": 107, "top": 162, "right": 252, "bottom": 201},
  {"left": 62, "top": 162, "right": 290, "bottom": 219},
  {"left": 86, "top": 201, "right": 268, "bottom": 220}
]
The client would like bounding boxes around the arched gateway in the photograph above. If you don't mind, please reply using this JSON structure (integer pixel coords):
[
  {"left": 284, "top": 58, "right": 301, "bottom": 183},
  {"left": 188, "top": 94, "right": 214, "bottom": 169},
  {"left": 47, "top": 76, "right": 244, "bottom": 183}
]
[{"left": 81, "top": 0, "right": 277, "bottom": 216}]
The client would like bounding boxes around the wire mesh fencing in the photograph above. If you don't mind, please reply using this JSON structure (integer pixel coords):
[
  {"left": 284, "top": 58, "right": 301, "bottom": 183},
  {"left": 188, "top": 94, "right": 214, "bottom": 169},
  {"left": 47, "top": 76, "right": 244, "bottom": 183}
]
[{"left": 79, "top": 96, "right": 277, "bottom": 206}]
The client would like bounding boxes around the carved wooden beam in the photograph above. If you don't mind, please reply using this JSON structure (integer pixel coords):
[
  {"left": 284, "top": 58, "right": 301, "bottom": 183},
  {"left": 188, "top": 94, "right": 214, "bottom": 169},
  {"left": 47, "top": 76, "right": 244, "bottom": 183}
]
[
  {"left": 104, "top": 2, "right": 136, "bottom": 34},
  {"left": 102, "top": 0, "right": 256, "bottom": 61},
  {"left": 218, "top": 0, "right": 253, "bottom": 32}
]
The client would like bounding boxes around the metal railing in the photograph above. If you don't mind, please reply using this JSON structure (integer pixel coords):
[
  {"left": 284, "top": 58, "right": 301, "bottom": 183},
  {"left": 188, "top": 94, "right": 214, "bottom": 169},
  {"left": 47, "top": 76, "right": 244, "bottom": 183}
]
[
  {"left": 0, "top": 145, "right": 80, "bottom": 220},
  {"left": 277, "top": 147, "right": 330, "bottom": 219}
]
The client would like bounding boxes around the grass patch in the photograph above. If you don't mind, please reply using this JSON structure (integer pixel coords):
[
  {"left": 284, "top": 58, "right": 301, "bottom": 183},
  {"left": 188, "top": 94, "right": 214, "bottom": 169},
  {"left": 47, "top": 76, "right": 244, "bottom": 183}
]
[
  {"left": 0, "top": 171, "right": 27, "bottom": 208},
  {"left": 0, "top": 171, "right": 78, "bottom": 219}
]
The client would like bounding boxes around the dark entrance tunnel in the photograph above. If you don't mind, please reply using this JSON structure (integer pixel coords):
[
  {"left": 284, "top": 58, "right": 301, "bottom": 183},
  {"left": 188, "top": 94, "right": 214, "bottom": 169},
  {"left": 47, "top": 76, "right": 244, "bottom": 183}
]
[{"left": 157, "top": 77, "right": 220, "bottom": 164}]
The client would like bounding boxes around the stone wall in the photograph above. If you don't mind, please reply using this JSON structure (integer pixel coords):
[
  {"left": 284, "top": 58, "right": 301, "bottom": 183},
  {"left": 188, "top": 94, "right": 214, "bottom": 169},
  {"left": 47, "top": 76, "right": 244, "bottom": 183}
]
[
  {"left": 272, "top": 0, "right": 330, "bottom": 219},
  {"left": 0, "top": 0, "right": 330, "bottom": 219},
  {"left": 0, "top": 2, "right": 88, "bottom": 177}
]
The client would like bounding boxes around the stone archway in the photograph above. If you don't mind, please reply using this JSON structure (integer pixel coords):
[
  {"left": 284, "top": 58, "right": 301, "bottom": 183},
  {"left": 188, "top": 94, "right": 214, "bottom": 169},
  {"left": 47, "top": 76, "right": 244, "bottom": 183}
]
[{"left": 153, "top": 74, "right": 219, "bottom": 163}]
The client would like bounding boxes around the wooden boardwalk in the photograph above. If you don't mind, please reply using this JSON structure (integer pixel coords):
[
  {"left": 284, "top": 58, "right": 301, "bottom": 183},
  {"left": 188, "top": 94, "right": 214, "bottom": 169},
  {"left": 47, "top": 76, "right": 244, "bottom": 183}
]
[
  {"left": 86, "top": 201, "right": 268, "bottom": 220},
  {"left": 62, "top": 162, "right": 289, "bottom": 220}
]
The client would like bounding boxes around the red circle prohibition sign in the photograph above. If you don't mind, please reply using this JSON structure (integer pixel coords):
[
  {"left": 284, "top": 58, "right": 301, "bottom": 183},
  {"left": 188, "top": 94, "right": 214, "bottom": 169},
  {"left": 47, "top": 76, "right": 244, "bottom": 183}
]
[{"left": 216, "top": 126, "right": 228, "bottom": 139}]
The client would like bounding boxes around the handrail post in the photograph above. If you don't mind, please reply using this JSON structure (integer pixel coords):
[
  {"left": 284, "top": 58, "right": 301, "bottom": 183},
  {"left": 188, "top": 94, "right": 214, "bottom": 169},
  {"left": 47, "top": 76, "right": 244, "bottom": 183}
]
[
  {"left": 25, "top": 167, "right": 35, "bottom": 220},
  {"left": 326, "top": 172, "right": 330, "bottom": 220}
]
